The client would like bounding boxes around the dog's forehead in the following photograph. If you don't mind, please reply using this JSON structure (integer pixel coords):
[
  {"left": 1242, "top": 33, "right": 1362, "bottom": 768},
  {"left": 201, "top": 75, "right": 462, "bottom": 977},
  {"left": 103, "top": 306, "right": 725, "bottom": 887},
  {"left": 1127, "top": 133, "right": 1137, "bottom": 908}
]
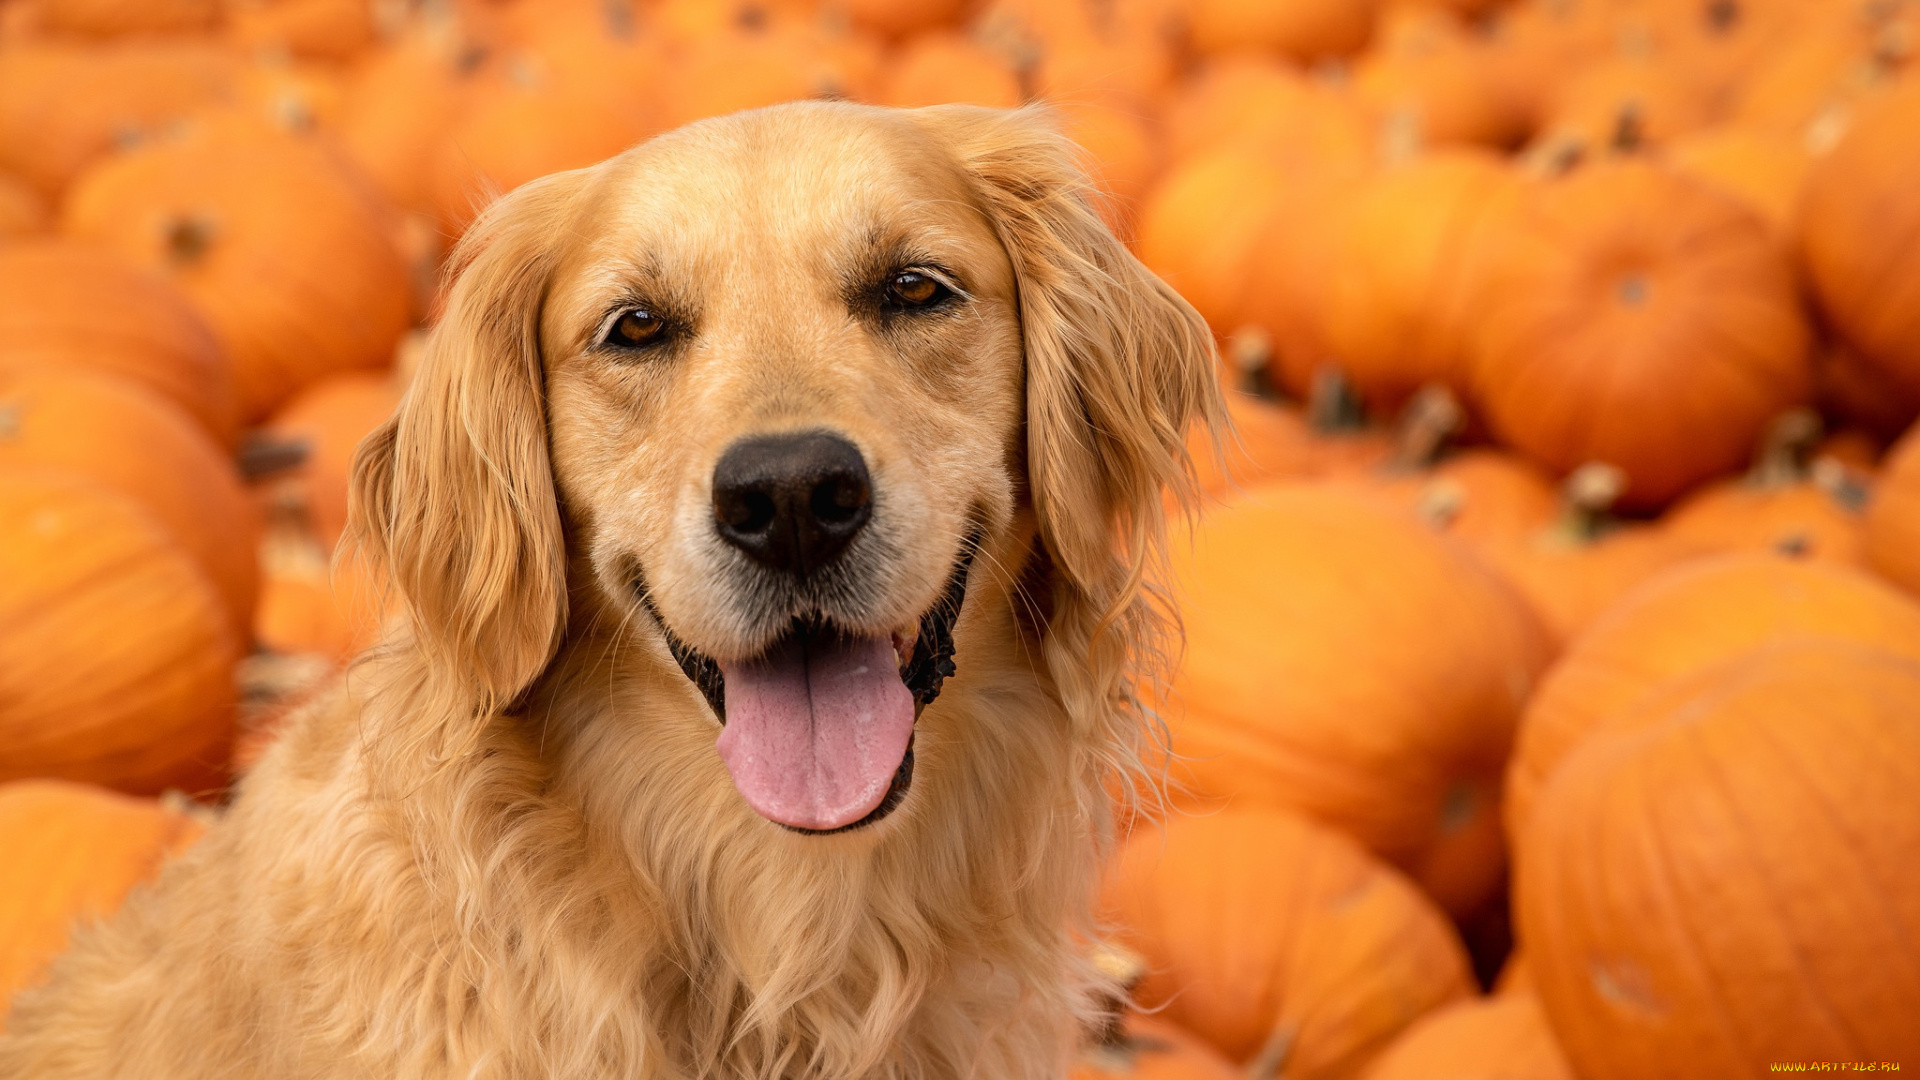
[{"left": 576, "top": 103, "right": 995, "bottom": 275}]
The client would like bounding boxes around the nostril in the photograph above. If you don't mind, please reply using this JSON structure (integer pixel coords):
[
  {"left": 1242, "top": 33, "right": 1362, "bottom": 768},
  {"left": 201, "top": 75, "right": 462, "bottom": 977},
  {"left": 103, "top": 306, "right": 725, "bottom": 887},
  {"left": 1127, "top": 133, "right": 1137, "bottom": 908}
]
[
  {"left": 717, "top": 489, "right": 777, "bottom": 533},
  {"left": 811, "top": 472, "right": 870, "bottom": 525}
]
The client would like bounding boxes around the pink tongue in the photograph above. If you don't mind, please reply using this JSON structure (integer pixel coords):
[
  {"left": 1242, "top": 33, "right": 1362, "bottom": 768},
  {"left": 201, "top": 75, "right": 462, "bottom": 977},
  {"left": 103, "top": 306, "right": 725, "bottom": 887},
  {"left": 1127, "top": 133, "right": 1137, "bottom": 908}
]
[{"left": 716, "top": 632, "right": 916, "bottom": 831}]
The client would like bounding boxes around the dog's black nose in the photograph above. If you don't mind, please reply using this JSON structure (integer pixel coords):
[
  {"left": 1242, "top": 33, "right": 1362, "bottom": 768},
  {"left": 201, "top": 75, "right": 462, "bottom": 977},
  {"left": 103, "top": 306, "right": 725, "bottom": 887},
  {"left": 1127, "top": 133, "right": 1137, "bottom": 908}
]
[{"left": 712, "top": 431, "right": 872, "bottom": 575}]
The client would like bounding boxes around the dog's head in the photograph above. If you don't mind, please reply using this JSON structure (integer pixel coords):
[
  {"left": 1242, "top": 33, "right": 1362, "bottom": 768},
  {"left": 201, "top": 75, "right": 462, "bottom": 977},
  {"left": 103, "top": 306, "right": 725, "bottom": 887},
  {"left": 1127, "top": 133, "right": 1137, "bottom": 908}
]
[{"left": 351, "top": 101, "right": 1219, "bottom": 836}]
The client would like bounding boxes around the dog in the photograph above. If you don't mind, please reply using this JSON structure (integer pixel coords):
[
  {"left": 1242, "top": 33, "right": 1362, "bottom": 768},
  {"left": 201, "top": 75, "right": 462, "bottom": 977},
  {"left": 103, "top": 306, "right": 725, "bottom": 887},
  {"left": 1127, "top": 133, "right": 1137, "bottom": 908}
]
[{"left": 0, "top": 100, "right": 1221, "bottom": 1078}]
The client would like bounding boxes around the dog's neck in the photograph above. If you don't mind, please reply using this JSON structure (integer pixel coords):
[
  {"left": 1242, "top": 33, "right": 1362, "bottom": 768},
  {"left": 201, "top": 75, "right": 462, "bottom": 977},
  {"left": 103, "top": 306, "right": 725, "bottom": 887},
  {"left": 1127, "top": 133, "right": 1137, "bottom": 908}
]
[{"left": 339, "top": 561, "right": 1113, "bottom": 1077}]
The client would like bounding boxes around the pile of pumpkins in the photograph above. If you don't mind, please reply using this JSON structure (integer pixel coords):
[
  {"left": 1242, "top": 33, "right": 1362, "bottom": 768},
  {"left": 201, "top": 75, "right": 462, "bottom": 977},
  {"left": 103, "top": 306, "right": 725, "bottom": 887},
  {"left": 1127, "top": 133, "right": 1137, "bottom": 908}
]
[{"left": 1, "top": 0, "right": 1918, "bottom": 1074}]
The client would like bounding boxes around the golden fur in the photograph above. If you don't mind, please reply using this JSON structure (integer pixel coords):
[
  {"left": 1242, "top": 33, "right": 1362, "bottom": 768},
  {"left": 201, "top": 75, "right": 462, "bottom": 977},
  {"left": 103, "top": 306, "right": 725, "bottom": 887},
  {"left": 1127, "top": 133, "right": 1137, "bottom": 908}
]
[{"left": 0, "top": 102, "right": 1222, "bottom": 1078}]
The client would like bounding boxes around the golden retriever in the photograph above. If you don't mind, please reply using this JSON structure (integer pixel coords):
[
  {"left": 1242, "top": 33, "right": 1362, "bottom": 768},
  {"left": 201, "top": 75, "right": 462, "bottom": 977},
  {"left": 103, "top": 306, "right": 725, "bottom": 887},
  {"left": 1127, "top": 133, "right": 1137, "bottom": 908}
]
[{"left": 0, "top": 101, "right": 1220, "bottom": 1078}]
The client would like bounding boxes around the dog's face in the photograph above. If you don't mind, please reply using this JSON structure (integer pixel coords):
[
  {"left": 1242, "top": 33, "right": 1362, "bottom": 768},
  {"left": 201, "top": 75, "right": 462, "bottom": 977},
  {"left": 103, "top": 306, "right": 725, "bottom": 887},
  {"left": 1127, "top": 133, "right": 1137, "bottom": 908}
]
[
  {"left": 541, "top": 109, "right": 1026, "bottom": 831},
  {"left": 352, "top": 101, "right": 1219, "bottom": 843}
]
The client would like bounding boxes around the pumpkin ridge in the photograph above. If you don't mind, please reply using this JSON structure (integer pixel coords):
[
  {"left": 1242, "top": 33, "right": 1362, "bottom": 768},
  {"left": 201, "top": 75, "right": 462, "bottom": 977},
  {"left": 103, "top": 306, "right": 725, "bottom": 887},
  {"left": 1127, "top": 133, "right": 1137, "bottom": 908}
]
[
  {"left": 1683, "top": 716, "right": 1857, "bottom": 1048},
  {"left": 1732, "top": 694, "right": 1920, "bottom": 1013}
]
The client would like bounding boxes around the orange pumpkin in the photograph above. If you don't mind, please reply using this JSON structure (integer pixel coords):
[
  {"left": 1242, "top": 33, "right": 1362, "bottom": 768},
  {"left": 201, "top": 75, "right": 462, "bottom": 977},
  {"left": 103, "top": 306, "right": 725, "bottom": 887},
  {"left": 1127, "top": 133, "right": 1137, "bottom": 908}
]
[
  {"left": 1165, "top": 485, "right": 1552, "bottom": 916},
  {"left": 1481, "top": 0, "right": 1628, "bottom": 132},
  {"left": 1032, "top": 33, "right": 1177, "bottom": 111},
  {"left": 1049, "top": 100, "right": 1161, "bottom": 239},
  {"left": 1184, "top": 0, "right": 1381, "bottom": 62},
  {"left": 1816, "top": 340, "right": 1920, "bottom": 444},
  {"left": 1665, "top": 124, "right": 1810, "bottom": 232},
  {"left": 0, "top": 780, "right": 205, "bottom": 1005},
  {"left": 1516, "top": 640, "right": 1920, "bottom": 1076},
  {"left": 1541, "top": 53, "right": 1717, "bottom": 150},
  {"left": 1865, "top": 423, "right": 1920, "bottom": 598},
  {"left": 1352, "top": 6, "right": 1525, "bottom": 149},
  {"left": 0, "top": 369, "right": 258, "bottom": 634},
  {"left": 1187, "top": 386, "right": 1394, "bottom": 499},
  {"left": 63, "top": 116, "right": 412, "bottom": 422},
  {"left": 1160, "top": 56, "right": 1364, "bottom": 165},
  {"left": 1505, "top": 552, "right": 1920, "bottom": 836},
  {"left": 1494, "top": 950, "right": 1533, "bottom": 997},
  {"left": 230, "top": 56, "right": 348, "bottom": 134},
  {"left": 337, "top": 25, "right": 488, "bottom": 215},
  {"left": 1799, "top": 76, "right": 1920, "bottom": 395},
  {"left": 877, "top": 33, "right": 1024, "bottom": 109},
  {"left": 1464, "top": 157, "right": 1812, "bottom": 509},
  {"left": 1072, "top": 1014, "right": 1243, "bottom": 1080},
  {"left": 1369, "top": 446, "right": 1564, "bottom": 551},
  {"left": 0, "top": 471, "right": 238, "bottom": 795},
  {"left": 264, "top": 369, "right": 401, "bottom": 550},
  {"left": 0, "top": 240, "right": 237, "bottom": 447},
  {"left": 32, "top": 0, "right": 220, "bottom": 37},
  {"left": 832, "top": 0, "right": 968, "bottom": 40},
  {"left": 1664, "top": 408, "right": 1869, "bottom": 564},
  {"left": 657, "top": 21, "right": 858, "bottom": 130},
  {"left": 254, "top": 546, "right": 389, "bottom": 663},
  {"left": 0, "top": 170, "right": 47, "bottom": 238},
  {"left": 0, "top": 41, "right": 235, "bottom": 197},
  {"left": 1734, "top": 5, "right": 1914, "bottom": 137},
  {"left": 1102, "top": 809, "right": 1475, "bottom": 1075},
  {"left": 1135, "top": 146, "right": 1296, "bottom": 334},
  {"left": 227, "top": 0, "right": 376, "bottom": 63},
  {"left": 430, "top": 31, "right": 660, "bottom": 237},
  {"left": 1318, "top": 150, "right": 1512, "bottom": 413},
  {"left": 1358, "top": 993, "right": 1574, "bottom": 1080}
]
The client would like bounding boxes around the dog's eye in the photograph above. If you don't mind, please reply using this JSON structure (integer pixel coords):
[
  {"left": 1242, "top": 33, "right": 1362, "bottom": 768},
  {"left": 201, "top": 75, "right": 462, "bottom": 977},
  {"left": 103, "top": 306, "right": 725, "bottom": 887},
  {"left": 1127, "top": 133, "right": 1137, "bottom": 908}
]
[
  {"left": 884, "top": 272, "right": 951, "bottom": 311},
  {"left": 604, "top": 309, "right": 666, "bottom": 349}
]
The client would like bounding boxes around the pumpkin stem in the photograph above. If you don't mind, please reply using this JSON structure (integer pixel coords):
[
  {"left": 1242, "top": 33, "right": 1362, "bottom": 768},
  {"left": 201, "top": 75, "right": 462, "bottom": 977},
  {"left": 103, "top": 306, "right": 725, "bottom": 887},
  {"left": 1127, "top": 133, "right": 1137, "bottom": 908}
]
[
  {"left": 164, "top": 215, "right": 218, "bottom": 268},
  {"left": 1611, "top": 102, "right": 1647, "bottom": 154},
  {"left": 0, "top": 402, "right": 18, "bottom": 441},
  {"left": 1387, "top": 384, "right": 1465, "bottom": 472},
  {"left": 1547, "top": 462, "right": 1627, "bottom": 546},
  {"left": 1307, "top": 365, "right": 1369, "bottom": 436},
  {"left": 1246, "top": 1022, "right": 1298, "bottom": 1080},
  {"left": 1520, "top": 132, "right": 1585, "bottom": 178},
  {"left": 1746, "top": 408, "right": 1823, "bottom": 489},
  {"left": 1228, "top": 325, "right": 1278, "bottom": 400},
  {"left": 238, "top": 433, "right": 312, "bottom": 481},
  {"left": 1810, "top": 456, "right": 1873, "bottom": 513},
  {"left": 1379, "top": 107, "right": 1424, "bottom": 168}
]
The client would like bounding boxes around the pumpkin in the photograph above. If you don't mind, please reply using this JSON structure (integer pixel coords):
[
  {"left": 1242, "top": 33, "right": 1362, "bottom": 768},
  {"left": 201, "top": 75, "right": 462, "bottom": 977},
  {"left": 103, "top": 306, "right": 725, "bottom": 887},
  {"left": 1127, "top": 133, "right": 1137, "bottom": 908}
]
[
  {"left": 32, "top": 0, "right": 221, "bottom": 37},
  {"left": 1798, "top": 76, "right": 1920, "bottom": 395},
  {"left": 227, "top": 0, "right": 377, "bottom": 63},
  {"left": 1505, "top": 551, "right": 1920, "bottom": 836},
  {"left": 1103, "top": 809, "right": 1475, "bottom": 1075},
  {"left": 1865, "top": 423, "right": 1920, "bottom": 598},
  {"left": 254, "top": 543, "right": 389, "bottom": 663},
  {"left": 230, "top": 56, "right": 348, "bottom": 135},
  {"left": 430, "top": 31, "right": 659, "bottom": 237},
  {"left": 0, "top": 368, "right": 258, "bottom": 634},
  {"left": 1165, "top": 485, "right": 1552, "bottom": 916},
  {"left": 1050, "top": 100, "right": 1161, "bottom": 239},
  {"left": 1481, "top": 0, "right": 1631, "bottom": 132},
  {"left": 263, "top": 369, "right": 401, "bottom": 550},
  {"left": 1664, "top": 123, "right": 1810, "bottom": 231},
  {"left": 1664, "top": 408, "right": 1869, "bottom": 564},
  {"left": 877, "top": 32, "right": 1024, "bottom": 109},
  {"left": 1032, "top": 34, "right": 1177, "bottom": 111},
  {"left": 0, "top": 780, "right": 205, "bottom": 1005},
  {"left": 62, "top": 115, "right": 412, "bottom": 422},
  {"left": 1358, "top": 994, "right": 1574, "bottom": 1080},
  {"left": 1516, "top": 640, "right": 1920, "bottom": 1077},
  {"left": 1370, "top": 446, "right": 1564, "bottom": 551},
  {"left": 1494, "top": 950, "right": 1533, "bottom": 997},
  {"left": 0, "top": 471, "right": 238, "bottom": 794},
  {"left": 0, "top": 240, "right": 237, "bottom": 446},
  {"left": 0, "top": 42, "right": 236, "bottom": 197},
  {"left": 1352, "top": 6, "right": 1525, "bottom": 149},
  {"left": 1184, "top": 0, "right": 1381, "bottom": 62},
  {"left": 1464, "top": 157, "right": 1812, "bottom": 509},
  {"left": 1186, "top": 387, "right": 1394, "bottom": 499},
  {"left": 1734, "top": 5, "right": 1914, "bottom": 137},
  {"left": 337, "top": 25, "right": 487, "bottom": 215},
  {"left": 832, "top": 0, "right": 968, "bottom": 40},
  {"left": 1135, "top": 146, "right": 1296, "bottom": 334},
  {"left": 1541, "top": 53, "right": 1717, "bottom": 150},
  {"left": 1318, "top": 150, "right": 1512, "bottom": 413},
  {"left": 0, "top": 171, "right": 47, "bottom": 238},
  {"left": 1649, "top": 0, "right": 1812, "bottom": 112},
  {"left": 1072, "top": 1013, "right": 1243, "bottom": 1080},
  {"left": 1816, "top": 341, "right": 1920, "bottom": 445},
  {"left": 1160, "top": 57, "right": 1359, "bottom": 165},
  {"left": 657, "top": 22, "right": 859, "bottom": 130}
]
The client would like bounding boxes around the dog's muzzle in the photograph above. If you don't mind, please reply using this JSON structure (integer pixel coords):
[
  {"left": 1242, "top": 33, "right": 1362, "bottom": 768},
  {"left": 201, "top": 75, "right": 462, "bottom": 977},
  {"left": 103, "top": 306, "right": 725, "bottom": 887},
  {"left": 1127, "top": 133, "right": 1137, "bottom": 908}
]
[{"left": 641, "top": 531, "right": 978, "bottom": 835}]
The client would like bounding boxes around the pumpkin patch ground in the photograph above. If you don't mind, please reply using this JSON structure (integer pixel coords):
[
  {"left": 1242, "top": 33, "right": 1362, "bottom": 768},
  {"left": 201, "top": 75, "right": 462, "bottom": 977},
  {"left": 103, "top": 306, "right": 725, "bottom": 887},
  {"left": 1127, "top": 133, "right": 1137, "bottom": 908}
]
[{"left": 3, "top": 0, "right": 1919, "bottom": 1071}]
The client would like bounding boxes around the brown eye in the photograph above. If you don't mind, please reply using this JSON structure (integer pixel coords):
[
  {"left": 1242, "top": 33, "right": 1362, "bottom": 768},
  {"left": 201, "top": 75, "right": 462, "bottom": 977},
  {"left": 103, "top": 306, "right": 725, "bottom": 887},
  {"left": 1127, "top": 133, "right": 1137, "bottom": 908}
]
[
  {"left": 607, "top": 309, "right": 664, "bottom": 348},
  {"left": 886, "top": 271, "right": 948, "bottom": 309}
]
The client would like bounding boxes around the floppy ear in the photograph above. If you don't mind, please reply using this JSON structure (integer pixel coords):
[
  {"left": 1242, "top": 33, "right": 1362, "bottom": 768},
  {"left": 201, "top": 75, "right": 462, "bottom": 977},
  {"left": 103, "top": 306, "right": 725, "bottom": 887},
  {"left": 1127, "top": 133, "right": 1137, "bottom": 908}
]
[
  {"left": 923, "top": 105, "right": 1224, "bottom": 609},
  {"left": 348, "top": 171, "right": 587, "bottom": 715}
]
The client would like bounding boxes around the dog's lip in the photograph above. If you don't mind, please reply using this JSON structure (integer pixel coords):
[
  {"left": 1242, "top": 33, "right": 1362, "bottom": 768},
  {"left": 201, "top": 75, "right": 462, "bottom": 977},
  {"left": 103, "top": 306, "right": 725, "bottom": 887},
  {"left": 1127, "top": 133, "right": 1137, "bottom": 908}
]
[{"left": 634, "top": 531, "right": 980, "bottom": 834}]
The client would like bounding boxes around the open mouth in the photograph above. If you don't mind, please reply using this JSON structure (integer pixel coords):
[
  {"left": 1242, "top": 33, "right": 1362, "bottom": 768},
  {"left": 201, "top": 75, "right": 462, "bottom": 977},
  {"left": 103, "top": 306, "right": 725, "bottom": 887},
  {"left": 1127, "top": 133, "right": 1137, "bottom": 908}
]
[{"left": 645, "top": 533, "right": 977, "bottom": 835}]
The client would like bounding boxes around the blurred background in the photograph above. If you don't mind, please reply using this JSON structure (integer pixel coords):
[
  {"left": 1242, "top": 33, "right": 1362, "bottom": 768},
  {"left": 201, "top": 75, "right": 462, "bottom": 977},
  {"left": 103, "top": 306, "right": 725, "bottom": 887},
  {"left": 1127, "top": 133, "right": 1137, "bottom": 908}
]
[{"left": 2, "top": 0, "right": 1919, "bottom": 1074}]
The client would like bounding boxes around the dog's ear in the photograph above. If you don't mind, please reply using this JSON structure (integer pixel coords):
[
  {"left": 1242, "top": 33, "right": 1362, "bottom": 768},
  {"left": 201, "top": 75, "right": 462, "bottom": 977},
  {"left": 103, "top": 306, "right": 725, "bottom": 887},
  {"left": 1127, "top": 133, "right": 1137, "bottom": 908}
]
[
  {"left": 348, "top": 171, "right": 588, "bottom": 714},
  {"left": 921, "top": 105, "right": 1224, "bottom": 601}
]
